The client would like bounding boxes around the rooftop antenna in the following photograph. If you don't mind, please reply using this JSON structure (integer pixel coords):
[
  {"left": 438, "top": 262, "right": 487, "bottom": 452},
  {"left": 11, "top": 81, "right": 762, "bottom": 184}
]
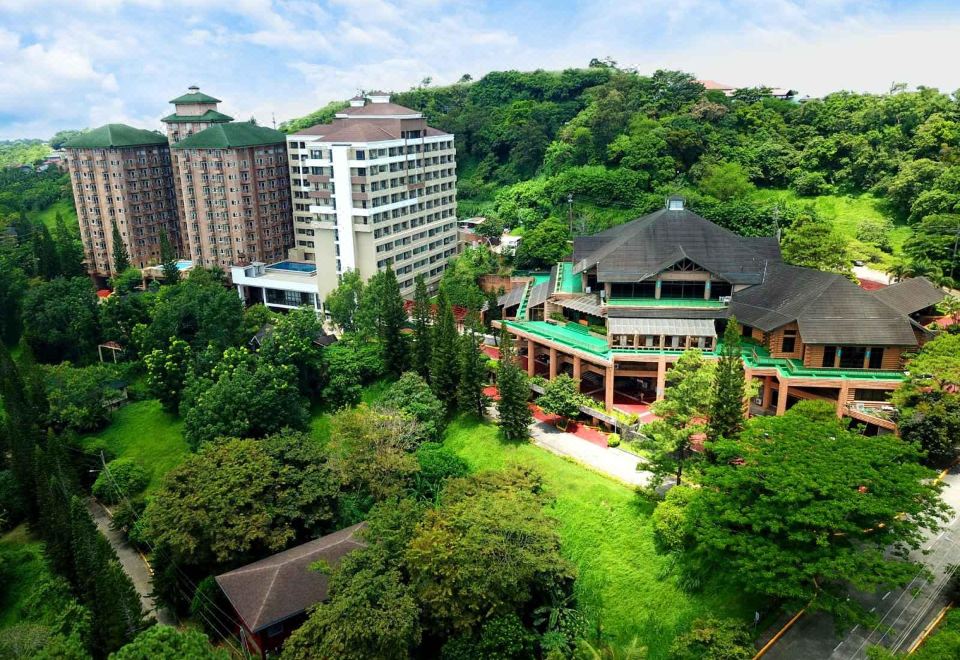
[{"left": 272, "top": 112, "right": 276, "bottom": 129}]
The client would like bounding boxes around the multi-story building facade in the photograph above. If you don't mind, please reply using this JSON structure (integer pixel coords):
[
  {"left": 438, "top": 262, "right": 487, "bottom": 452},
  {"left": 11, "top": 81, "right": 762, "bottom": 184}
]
[
  {"left": 170, "top": 122, "right": 294, "bottom": 270},
  {"left": 232, "top": 93, "right": 458, "bottom": 308},
  {"left": 493, "top": 197, "right": 946, "bottom": 434},
  {"left": 63, "top": 124, "right": 180, "bottom": 278}
]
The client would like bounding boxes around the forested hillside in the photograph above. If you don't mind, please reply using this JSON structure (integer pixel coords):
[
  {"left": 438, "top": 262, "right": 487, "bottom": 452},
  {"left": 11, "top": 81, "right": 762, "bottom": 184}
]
[{"left": 290, "top": 67, "right": 960, "bottom": 286}]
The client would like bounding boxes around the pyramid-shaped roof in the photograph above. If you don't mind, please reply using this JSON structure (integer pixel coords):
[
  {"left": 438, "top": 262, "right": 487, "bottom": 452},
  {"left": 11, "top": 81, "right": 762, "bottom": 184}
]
[{"left": 62, "top": 124, "right": 168, "bottom": 149}]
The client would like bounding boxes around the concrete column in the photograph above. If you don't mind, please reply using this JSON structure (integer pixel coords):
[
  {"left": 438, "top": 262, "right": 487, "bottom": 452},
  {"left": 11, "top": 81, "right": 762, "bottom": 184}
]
[
  {"left": 605, "top": 365, "right": 615, "bottom": 411},
  {"left": 573, "top": 355, "right": 582, "bottom": 381},
  {"left": 549, "top": 347, "right": 558, "bottom": 379},
  {"left": 655, "top": 279, "right": 662, "bottom": 299},
  {"left": 761, "top": 375, "right": 773, "bottom": 409},
  {"left": 655, "top": 358, "right": 667, "bottom": 400},
  {"left": 262, "top": 287, "right": 267, "bottom": 303},
  {"left": 704, "top": 280, "right": 711, "bottom": 300},
  {"left": 836, "top": 383, "right": 850, "bottom": 418},
  {"left": 527, "top": 341, "right": 537, "bottom": 376},
  {"left": 776, "top": 379, "right": 789, "bottom": 415}
]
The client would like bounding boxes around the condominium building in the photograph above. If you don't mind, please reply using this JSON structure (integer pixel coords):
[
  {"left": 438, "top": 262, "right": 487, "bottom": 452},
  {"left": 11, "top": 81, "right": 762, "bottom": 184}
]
[
  {"left": 232, "top": 93, "right": 458, "bottom": 309},
  {"left": 493, "top": 197, "right": 946, "bottom": 434},
  {"left": 170, "top": 122, "right": 294, "bottom": 270},
  {"left": 63, "top": 124, "right": 180, "bottom": 278}
]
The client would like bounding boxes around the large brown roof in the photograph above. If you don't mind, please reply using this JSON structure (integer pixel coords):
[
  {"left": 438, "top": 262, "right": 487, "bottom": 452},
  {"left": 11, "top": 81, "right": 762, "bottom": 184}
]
[
  {"left": 871, "top": 277, "right": 945, "bottom": 316},
  {"left": 336, "top": 102, "right": 421, "bottom": 117},
  {"left": 216, "top": 523, "right": 366, "bottom": 632},
  {"left": 296, "top": 118, "right": 450, "bottom": 141}
]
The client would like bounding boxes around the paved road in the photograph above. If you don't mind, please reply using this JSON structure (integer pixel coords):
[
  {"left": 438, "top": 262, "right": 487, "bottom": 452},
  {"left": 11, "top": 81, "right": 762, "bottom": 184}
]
[
  {"left": 764, "top": 466, "right": 960, "bottom": 660},
  {"left": 485, "top": 404, "right": 653, "bottom": 487},
  {"left": 87, "top": 499, "right": 176, "bottom": 626}
]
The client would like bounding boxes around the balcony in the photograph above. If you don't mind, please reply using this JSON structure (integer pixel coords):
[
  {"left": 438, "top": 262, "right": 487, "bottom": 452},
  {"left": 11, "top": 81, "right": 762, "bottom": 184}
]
[{"left": 606, "top": 297, "right": 728, "bottom": 309}]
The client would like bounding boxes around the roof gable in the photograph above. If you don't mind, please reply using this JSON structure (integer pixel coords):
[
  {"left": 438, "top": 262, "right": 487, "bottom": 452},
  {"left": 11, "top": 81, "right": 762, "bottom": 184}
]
[
  {"left": 170, "top": 91, "right": 222, "bottom": 104},
  {"left": 162, "top": 109, "right": 234, "bottom": 124},
  {"left": 871, "top": 277, "right": 945, "bottom": 316}
]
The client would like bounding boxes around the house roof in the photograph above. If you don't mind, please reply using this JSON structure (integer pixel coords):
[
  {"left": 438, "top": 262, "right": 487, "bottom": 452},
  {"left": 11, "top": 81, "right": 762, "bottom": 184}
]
[
  {"left": 169, "top": 90, "right": 222, "bottom": 104},
  {"left": 728, "top": 263, "right": 919, "bottom": 345},
  {"left": 63, "top": 124, "right": 169, "bottom": 149},
  {"left": 295, "top": 119, "right": 449, "bottom": 141},
  {"left": 555, "top": 295, "right": 604, "bottom": 317},
  {"left": 572, "top": 206, "right": 779, "bottom": 285},
  {"left": 871, "top": 277, "right": 945, "bottom": 316},
  {"left": 216, "top": 523, "right": 366, "bottom": 633},
  {"left": 171, "top": 122, "right": 286, "bottom": 149},
  {"left": 498, "top": 284, "right": 527, "bottom": 308},
  {"left": 335, "top": 102, "right": 421, "bottom": 118},
  {"left": 161, "top": 109, "right": 234, "bottom": 124},
  {"left": 608, "top": 317, "right": 717, "bottom": 337}
]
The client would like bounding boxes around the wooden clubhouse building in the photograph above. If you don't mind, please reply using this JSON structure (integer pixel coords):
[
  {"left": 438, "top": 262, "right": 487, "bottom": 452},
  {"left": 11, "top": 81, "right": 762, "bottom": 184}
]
[{"left": 493, "top": 197, "right": 945, "bottom": 434}]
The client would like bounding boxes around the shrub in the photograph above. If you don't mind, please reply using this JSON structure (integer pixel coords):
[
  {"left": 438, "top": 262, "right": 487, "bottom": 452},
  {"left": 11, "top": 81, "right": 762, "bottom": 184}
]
[
  {"left": 651, "top": 485, "right": 697, "bottom": 553},
  {"left": 607, "top": 433, "right": 621, "bottom": 448},
  {"left": 790, "top": 170, "right": 830, "bottom": 196},
  {"left": 670, "top": 616, "right": 753, "bottom": 660},
  {"left": 381, "top": 372, "right": 447, "bottom": 444},
  {"left": 91, "top": 458, "right": 148, "bottom": 504},
  {"left": 414, "top": 443, "right": 471, "bottom": 501}
]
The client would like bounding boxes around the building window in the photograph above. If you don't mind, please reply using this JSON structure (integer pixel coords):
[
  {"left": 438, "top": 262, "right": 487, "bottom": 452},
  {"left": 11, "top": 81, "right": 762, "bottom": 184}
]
[
  {"left": 355, "top": 150, "right": 365, "bottom": 160},
  {"left": 839, "top": 346, "right": 867, "bottom": 369},
  {"left": 781, "top": 328, "right": 796, "bottom": 353},
  {"left": 822, "top": 345, "right": 837, "bottom": 368},
  {"left": 854, "top": 388, "right": 889, "bottom": 402},
  {"left": 868, "top": 348, "right": 884, "bottom": 369}
]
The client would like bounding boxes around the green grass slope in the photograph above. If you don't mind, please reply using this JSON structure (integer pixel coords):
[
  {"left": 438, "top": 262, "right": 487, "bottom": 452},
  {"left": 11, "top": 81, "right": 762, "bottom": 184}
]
[{"left": 443, "top": 416, "right": 758, "bottom": 658}]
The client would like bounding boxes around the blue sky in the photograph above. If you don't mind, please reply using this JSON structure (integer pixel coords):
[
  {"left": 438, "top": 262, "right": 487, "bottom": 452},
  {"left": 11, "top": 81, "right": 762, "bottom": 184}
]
[{"left": 1, "top": 1, "right": 959, "bottom": 139}]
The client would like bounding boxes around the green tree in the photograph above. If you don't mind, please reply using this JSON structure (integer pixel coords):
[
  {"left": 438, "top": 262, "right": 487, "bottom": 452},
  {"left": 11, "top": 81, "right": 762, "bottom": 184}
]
[
  {"left": 651, "top": 485, "right": 696, "bottom": 553},
  {"left": 405, "top": 467, "right": 574, "bottom": 634},
  {"left": 257, "top": 306, "right": 326, "bottom": 395},
  {"left": 181, "top": 356, "right": 308, "bottom": 449},
  {"left": 381, "top": 371, "right": 447, "bottom": 444},
  {"left": 111, "top": 625, "right": 226, "bottom": 659},
  {"left": 0, "top": 255, "right": 27, "bottom": 346},
  {"left": 781, "top": 212, "right": 852, "bottom": 275},
  {"left": 669, "top": 617, "right": 754, "bottom": 660},
  {"left": 429, "top": 290, "right": 460, "bottom": 411},
  {"left": 413, "top": 443, "right": 470, "bottom": 502},
  {"left": 686, "top": 401, "right": 948, "bottom": 620},
  {"left": 644, "top": 349, "right": 715, "bottom": 486},
  {"left": 697, "top": 161, "right": 755, "bottom": 201},
  {"left": 54, "top": 212, "right": 86, "bottom": 278},
  {"left": 91, "top": 458, "right": 148, "bottom": 505},
  {"left": 144, "top": 338, "right": 192, "bottom": 412},
  {"left": 359, "top": 268, "right": 408, "bottom": 376},
  {"left": 159, "top": 230, "right": 180, "bottom": 285},
  {"left": 514, "top": 217, "right": 571, "bottom": 269},
  {"left": 325, "top": 270, "right": 365, "bottom": 333},
  {"left": 899, "top": 395, "right": 960, "bottom": 469},
  {"left": 708, "top": 318, "right": 746, "bottom": 442},
  {"left": 496, "top": 325, "right": 532, "bottom": 441},
  {"left": 32, "top": 222, "right": 59, "bottom": 280},
  {"left": 537, "top": 374, "right": 581, "bottom": 428},
  {"left": 110, "top": 221, "right": 129, "bottom": 275},
  {"left": 411, "top": 275, "right": 432, "bottom": 380},
  {"left": 23, "top": 277, "right": 100, "bottom": 364},
  {"left": 457, "top": 319, "right": 488, "bottom": 418},
  {"left": 322, "top": 338, "right": 363, "bottom": 409}
]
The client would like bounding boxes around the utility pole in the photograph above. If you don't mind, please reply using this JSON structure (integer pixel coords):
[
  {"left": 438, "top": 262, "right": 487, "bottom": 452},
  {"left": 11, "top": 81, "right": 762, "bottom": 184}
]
[{"left": 567, "top": 193, "right": 574, "bottom": 235}]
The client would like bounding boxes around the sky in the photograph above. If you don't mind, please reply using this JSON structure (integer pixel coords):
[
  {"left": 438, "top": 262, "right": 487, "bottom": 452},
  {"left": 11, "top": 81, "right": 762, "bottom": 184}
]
[{"left": 1, "top": 0, "right": 960, "bottom": 139}]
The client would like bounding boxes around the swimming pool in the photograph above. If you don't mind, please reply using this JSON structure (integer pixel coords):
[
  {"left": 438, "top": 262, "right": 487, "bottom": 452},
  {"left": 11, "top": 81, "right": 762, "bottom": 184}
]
[
  {"left": 267, "top": 261, "right": 317, "bottom": 273},
  {"left": 174, "top": 259, "right": 194, "bottom": 271}
]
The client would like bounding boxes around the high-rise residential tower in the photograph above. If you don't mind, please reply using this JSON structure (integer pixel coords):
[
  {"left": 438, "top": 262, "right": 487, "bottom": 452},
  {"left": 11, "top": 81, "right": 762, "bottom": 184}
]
[
  {"left": 233, "top": 92, "right": 458, "bottom": 308},
  {"left": 63, "top": 124, "right": 180, "bottom": 278},
  {"left": 170, "top": 122, "right": 294, "bottom": 270}
]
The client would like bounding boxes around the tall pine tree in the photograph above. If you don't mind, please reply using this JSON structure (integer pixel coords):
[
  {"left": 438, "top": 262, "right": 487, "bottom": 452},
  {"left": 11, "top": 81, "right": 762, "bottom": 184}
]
[
  {"left": 496, "top": 324, "right": 532, "bottom": 441},
  {"left": 708, "top": 317, "right": 747, "bottom": 442},
  {"left": 411, "top": 274, "right": 432, "bottom": 380},
  {"left": 159, "top": 230, "right": 180, "bottom": 285},
  {"left": 430, "top": 290, "right": 460, "bottom": 411},
  {"left": 33, "top": 222, "right": 60, "bottom": 279},
  {"left": 378, "top": 266, "right": 408, "bottom": 377},
  {"left": 111, "top": 221, "right": 130, "bottom": 275},
  {"left": 54, "top": 212, "right": 86, "bottom": 277},
  {"left": 484, "top": 289, "right": 501, "bottom": 329},
  {"left": 457, "top": 313, "right": 487, "bottom": 418}
]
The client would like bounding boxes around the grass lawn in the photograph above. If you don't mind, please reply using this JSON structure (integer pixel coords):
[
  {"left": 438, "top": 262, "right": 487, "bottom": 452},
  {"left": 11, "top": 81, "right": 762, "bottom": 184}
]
[
  {"left": 752, "top": 189, "right": 911, "bottom": 267},
  {"left": 80, "top": 399, "right": 188, "bottom": 494},
  {"left": 28, "top": 198, "right": 78, "bottom": 234},
  {"left": 0, "top": 525, "right": 48, "bottom": 629},
  {"left": 443, "top": 416, "right": 760, "bottom": 658}
]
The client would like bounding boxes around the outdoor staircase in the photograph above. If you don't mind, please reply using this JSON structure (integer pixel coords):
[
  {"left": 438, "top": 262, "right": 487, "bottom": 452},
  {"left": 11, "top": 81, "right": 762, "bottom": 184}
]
[{"left": 515, "top": 281, "right": 532, "bottom": 320}]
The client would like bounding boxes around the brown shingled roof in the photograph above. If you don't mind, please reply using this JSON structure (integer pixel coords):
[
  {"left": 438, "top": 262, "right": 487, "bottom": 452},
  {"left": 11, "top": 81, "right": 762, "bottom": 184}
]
[
  {"left": 296, "top": 118, "right": 450, "bottom": 140},
  {"left": 337, "top": 102, "right": 421, "bottom": 117},
  {"left": 216, "top": 523, "right": 366, "bottom": 633}
]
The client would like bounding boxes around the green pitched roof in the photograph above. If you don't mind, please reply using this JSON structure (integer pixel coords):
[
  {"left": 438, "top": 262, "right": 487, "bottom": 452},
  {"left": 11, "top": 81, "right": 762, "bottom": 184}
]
[
  {"left": 161, "top": 109, "right": 234, "bottom": 124},
  {"left": 62, "top": 124, "right": 169, "bottom": 149},
  {"left": 171, "top": 122, "right": 287, "bottom": 150},
  {"left": 169, "top": 91, "right": 222, "bottom": 104}
]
